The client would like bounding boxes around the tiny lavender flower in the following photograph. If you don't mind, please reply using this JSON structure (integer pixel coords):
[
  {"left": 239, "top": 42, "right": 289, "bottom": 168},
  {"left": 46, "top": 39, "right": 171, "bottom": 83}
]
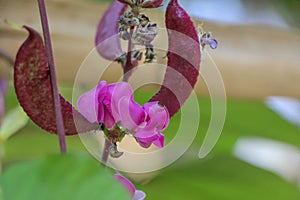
[
  {"left": 78, "top": 81, "right": 169, "bottom": 150},
  {"left": 114, "top": 174, "right": 146, "bottom": 200},
  {"left": 199, "top": 31, "right": 218, "bottom": 50}
]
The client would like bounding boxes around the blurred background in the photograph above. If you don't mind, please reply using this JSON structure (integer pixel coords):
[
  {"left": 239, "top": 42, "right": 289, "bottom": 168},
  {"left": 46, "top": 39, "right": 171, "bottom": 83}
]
[{"left": 1, "top": 0, "right": 300, "bottom": 199}]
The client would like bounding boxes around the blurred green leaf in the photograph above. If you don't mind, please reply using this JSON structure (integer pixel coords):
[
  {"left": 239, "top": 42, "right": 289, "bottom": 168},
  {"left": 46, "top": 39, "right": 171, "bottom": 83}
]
[
  {"left": 272, "top": 0, "right": 300, "bottom": 28},
  {"left": 3, "top": 87, "right": 300, "bottom": 199},
  {"left": 0, "top": 106, "right": 28, "bottom": 140},
  {"left": 143, "top": 155, "right": 300, "bottom": 200},
  {"left": 4, "top": 83, "right": 19, "bottom": 112},
  {"left": 0, "top": 154, "right": 130, "bottom": 200}
]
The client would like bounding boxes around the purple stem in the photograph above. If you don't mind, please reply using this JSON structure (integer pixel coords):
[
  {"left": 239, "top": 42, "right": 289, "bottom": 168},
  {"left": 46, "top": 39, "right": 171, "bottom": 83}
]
[
  {"left": 37, "top": 0, "right": 66, "bottom": 153},
  {"left": 102, "top": 9, "right": 139, "bottom": 163},
  {"left": 102, "top": 26, "right": 135, "bottom": 162},
  {"left": 101, "top": 139, "right": 111, "bottom": 164},
  {"left": 122, "top": 26, "right": 134, "bottom": 82}
]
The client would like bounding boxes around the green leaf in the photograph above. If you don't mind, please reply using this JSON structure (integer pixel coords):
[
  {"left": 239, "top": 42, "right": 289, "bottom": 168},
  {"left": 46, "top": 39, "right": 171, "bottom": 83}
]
[
  {"left": 142, "top": 156, "right": 300, "bottom": 200},
  {"left": 0, "top": 154, "right": 131, "bottom": 200},
  {"left": 0, "top": 106, "right": 28, "bottom": 140}
]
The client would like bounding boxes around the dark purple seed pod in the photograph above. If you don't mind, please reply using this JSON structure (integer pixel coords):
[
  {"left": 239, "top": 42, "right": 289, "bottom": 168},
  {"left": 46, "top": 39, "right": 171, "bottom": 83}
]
[
  {"left": 14, "top": 26, "right": 98, "bottom": 135},
  {"left": 95, "top": 0, "right": 127, "bottom": 61},
  {"left": 149, "top": 0, "right": 201, "bottom": 117}
]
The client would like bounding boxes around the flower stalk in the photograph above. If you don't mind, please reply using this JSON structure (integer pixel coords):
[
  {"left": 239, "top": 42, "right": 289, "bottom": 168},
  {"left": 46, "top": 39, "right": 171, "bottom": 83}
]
[
  {"left": 123, "top": 26, "right": 135, "bottom": 82},
  {"left": 102, "top": 139, "right": 111, "bottom": 163},
  {"left": 37, "top": 0, "right": 66, "bottom": 154}
]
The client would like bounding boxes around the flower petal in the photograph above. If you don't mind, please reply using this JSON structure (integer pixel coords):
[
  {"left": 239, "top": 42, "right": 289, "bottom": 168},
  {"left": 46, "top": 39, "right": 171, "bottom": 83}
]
[
  {"left": 78, "top": 81, "right": 107, "bottom": 123},
  {"left": 116, "top": 96, "right": 146, "bottom": 131},
  {"left": 143, "top": 102, "right": 169, "bottom": 131},
  {"left": 200, "top": 37, "right": 218, "bottom": 49},
  {"left": 108, "top": 82, "right": 135, "bottom": 123},
  {"left": 114, "top": 174, "right": 136, "bottom": 197},
  {"left": 152, "top": 132, "right": 164, "bottom": 148},
  {"left": 108, "top": 82, "right": 134, "bottom": 106},
  {"left": 133, "top": 190, "right": 146, "bottom": 200},
  {"left": 208, "top": 38, "right": 218, "bottom": 49},
  {"left": 103, "top": 106, "right": 115, "bottom": 129},
  {"left": 135, "top": 130, "right": 164, "bottom": 148}
]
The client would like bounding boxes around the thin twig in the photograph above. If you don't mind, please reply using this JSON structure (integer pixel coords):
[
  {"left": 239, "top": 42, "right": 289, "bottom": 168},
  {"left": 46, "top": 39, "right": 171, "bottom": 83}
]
[{"left": 37, "top": 0, "right": 66, "bottom": 153}]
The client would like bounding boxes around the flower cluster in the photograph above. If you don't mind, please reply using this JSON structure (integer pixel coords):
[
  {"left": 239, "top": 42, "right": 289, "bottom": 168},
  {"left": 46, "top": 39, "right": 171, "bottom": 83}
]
[
  {"left": 78, "top": 81, "right": 169, "bottom": 149},
  {"left": 118, "top": 4, "right": 159, "bottom": 63}
]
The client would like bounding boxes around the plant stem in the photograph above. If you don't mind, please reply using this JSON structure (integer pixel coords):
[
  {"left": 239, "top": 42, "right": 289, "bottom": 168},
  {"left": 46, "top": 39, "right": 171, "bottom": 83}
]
[
  {"left": 101, "top": 139, "right": 111, "bottom": 164},
  {"left": 37, "top": 0, "right": 66, "bottom": 154},
  {"left": 102, "top": 26, "right": 135, "bottom": 163},
  {"left": 102, "top": 10, "right": 138, "bottom": 163},
  {"left": 122, "top": 26, "right": 134, "bottom": 82}
]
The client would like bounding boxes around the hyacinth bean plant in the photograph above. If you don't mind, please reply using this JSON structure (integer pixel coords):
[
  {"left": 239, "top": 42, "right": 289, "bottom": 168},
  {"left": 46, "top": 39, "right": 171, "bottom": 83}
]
[{"left": 11, "top": 0, "right": 217, "bottom": 198}]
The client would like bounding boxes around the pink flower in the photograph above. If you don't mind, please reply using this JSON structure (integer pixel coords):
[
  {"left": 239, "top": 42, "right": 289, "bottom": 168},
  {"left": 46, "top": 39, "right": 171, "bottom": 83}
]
[
  {"left": 114, "top": 174, "right": 146, "bottom": 200},
  {"left": 135, "top": 102, "right": 169, "bottom": 148},
  {"left": 78, "top": 81, "right": 145, "bottom": 129},
  {"left": 78, "top": 81, "right": 169, "bottom": 148}
]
